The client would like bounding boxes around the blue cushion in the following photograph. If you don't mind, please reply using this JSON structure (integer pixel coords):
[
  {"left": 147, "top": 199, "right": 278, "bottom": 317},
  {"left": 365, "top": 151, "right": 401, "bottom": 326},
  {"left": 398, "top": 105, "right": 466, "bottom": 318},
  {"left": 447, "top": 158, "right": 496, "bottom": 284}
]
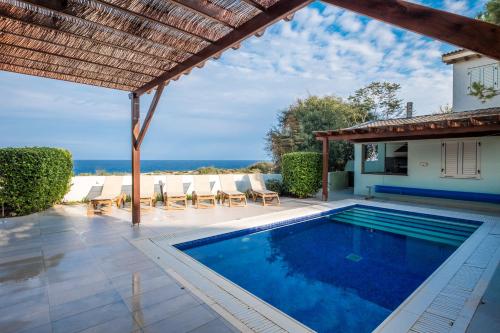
[{"left": 373, "top": 185, "right": 500, "bottom": 204}]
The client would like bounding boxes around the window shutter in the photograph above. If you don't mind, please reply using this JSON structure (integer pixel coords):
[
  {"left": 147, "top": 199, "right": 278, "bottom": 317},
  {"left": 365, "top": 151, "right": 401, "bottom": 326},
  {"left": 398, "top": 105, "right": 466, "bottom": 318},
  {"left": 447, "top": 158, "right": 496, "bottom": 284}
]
[
  {"left": 461, "top": 141, "right": 478, "bottom": 176},
  {"left": 483, "top": 64, "right": 497, "bottom": 90},
  {"left": 442, "top": 141, "right": 459, "bottom": 177},
  {"left": 468, "top": 67, "right": 481, "bottom": 91}
]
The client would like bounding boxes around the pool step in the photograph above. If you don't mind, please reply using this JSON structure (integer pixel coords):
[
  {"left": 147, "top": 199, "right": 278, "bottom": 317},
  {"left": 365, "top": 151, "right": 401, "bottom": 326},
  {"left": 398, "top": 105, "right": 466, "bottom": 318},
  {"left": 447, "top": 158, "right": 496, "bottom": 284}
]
[
  {"left": 353, "top": 207, "right": 479, "bottom": 231},
  {"left": 329, "top": 214, "right": 464, "bottom": 247},
  {"left": 341, "top": 210, "right": 474, "bottom": 237}
]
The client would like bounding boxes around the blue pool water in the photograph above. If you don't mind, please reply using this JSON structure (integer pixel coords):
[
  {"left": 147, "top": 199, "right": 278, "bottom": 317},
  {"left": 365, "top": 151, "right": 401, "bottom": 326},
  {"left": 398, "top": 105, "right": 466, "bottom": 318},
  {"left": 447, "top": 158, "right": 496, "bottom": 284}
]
[{"left": 178, "top": 206, "right": 480, "bottom": 333}]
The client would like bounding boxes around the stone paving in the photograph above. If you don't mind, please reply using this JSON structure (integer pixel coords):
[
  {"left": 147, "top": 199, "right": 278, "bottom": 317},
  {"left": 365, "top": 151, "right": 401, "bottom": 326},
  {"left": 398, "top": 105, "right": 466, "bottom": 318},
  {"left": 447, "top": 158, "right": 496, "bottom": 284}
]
[{"left": 0, "top": 199, "right": 318, "bottom": 333}]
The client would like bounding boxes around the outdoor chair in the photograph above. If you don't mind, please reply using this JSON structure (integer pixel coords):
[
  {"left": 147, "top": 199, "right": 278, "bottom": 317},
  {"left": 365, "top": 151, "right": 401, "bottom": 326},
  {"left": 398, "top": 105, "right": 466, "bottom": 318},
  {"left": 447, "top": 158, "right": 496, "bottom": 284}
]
[
  {"left": 140, "top": 175, "right": 157, "bottom": 208},
  {"left": 164, "top": 175, "right": 188, "bottom": 210},
  {"left": 89, "top": 176, "right": 126, "bottom": 214},
  {"left": 192, "top": 175, "right": 216, "bottom": 209},
  {"left": 218, "top": 174, "right": 247, "bottom": 207},
  {"left": 248, "top": 174, "right": 280, "bottom": 206}
]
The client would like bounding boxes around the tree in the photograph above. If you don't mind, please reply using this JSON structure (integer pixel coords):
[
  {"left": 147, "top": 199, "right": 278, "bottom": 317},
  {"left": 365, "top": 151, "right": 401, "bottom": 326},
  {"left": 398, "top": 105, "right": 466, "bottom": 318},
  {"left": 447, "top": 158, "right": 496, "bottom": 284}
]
[
  {"left": 477, "top": 0, "right": 500, "bottom": 25},
  {"left": 348, "top": 82, "right": 404, "bottom": 120},
  {"left": 265, "top": 95, "right": 369, "bottom": 171}
]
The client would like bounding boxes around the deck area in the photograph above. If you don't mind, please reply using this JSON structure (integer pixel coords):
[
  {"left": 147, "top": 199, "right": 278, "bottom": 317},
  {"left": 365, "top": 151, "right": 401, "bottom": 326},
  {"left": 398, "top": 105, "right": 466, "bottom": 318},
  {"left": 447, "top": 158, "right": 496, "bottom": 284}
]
[
  {"left": 1, "top": 196, "right": 499, "bottom": 333},
  {"left": 0, "top": 198, "right": 319, "bottom": 333}
]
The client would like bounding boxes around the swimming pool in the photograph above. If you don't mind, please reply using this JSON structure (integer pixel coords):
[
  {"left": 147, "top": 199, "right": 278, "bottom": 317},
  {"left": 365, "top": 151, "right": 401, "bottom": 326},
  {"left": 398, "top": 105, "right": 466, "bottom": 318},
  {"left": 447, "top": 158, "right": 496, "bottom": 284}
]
[{"left": 176, "top": 205, "right": 481, "bottom": 333}]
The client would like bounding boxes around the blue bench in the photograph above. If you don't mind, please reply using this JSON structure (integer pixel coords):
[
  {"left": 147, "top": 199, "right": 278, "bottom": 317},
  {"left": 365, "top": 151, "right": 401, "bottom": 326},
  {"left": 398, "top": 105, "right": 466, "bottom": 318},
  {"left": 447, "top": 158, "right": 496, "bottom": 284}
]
[{"left": 373, "top": 185, "right": 500, "bottom": 204}]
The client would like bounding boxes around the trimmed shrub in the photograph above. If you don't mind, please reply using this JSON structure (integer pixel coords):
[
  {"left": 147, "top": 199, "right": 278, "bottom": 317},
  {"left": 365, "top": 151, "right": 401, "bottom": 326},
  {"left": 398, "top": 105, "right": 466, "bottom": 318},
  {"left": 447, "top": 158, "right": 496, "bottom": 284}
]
[
  {"left": 282, "top": 152, "right": 322, "bottom": 198},
  {"left": 265, "top": 178, "right": 285, "bottom": 195},
  {"left": 0, "top": 147, "right": 73, "bottom": 216}
]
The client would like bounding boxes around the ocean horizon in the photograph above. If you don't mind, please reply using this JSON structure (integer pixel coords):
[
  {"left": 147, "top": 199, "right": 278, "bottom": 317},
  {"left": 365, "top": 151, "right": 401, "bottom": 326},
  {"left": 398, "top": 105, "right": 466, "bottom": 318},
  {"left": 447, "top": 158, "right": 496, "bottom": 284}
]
[{"left": 73, "top": 160, "right": 265, "bottom": 175}]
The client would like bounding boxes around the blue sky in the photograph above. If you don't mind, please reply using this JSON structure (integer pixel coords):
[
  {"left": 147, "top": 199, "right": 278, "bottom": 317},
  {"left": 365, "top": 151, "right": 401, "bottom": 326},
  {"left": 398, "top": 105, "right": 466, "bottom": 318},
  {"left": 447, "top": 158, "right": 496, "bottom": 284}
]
[{"left": 0, "top": 0, "right": 487, "bottom": 160}]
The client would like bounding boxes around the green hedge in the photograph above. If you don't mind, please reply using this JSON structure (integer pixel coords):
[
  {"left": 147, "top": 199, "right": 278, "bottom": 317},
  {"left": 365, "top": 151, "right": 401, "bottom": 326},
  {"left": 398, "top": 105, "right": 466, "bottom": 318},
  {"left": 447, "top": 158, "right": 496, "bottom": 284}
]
[
  {"left": 282, "top": 152, "right": 322, "bottom": 198},
  {"left": 0, "top": 147, "right": 73, "bottom": 216}
]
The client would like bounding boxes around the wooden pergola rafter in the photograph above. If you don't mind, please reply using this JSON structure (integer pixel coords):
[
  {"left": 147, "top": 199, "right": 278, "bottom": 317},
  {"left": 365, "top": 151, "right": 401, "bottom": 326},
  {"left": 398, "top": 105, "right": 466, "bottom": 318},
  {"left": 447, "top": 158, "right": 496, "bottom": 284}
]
[{"left": 0, "top": 0, "right": 499, "bottom": 224}]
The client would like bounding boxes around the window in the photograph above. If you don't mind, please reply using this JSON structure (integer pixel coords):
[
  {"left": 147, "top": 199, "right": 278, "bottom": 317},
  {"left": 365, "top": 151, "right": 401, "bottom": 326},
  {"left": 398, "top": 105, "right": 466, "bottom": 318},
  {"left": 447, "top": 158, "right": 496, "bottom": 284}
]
[
  {"left": 441, "top": 140, "right": 481, "bottom": 179},
  {"left": 468, "top": 63, "right": 499, "bottom": 91},
  {"left": 362, "top": 142, "right": 408, "bottom": 175}
]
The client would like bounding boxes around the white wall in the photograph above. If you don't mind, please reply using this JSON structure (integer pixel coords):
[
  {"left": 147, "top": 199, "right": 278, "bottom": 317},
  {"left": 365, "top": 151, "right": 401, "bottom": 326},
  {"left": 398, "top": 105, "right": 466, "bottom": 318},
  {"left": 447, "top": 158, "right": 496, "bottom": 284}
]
[
  {"left": 453, "top": 57, "right": 500, "bottom": 112},
  {"left": 354, "top": 136, "right": 500, "bottom": 196},
  {"left": 63, "top": 173, "right": 282, "bottom": 202}
]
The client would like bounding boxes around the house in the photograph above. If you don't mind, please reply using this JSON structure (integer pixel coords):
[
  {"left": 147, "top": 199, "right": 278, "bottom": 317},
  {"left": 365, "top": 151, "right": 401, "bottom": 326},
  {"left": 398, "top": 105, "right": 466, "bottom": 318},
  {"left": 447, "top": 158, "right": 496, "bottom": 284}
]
[{"left": 315, "top": 50, "right": 500, "bottom": 203}]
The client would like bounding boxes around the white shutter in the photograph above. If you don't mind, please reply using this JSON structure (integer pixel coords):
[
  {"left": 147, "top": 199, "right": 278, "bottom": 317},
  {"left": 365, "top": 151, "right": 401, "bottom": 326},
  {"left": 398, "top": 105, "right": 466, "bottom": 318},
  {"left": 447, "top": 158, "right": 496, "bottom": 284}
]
[
  {"left": 442, "top": 140, "right": 481, "bottom": 179},
  {"left": 442, "top": 141, "right": 459, "bottom": 177},
  {"left": 461, "top": 141, "right": 477, "bottom": 176},
  {"left": 483, "top": 65, "right": 496, "bottom": 89}
]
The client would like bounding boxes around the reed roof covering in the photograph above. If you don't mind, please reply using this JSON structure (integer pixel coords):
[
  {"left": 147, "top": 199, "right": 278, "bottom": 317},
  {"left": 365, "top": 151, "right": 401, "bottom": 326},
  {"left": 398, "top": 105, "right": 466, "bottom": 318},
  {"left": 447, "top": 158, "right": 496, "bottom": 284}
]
[{"left": 0, "top": 0, "right": 304, "bottom": 91}]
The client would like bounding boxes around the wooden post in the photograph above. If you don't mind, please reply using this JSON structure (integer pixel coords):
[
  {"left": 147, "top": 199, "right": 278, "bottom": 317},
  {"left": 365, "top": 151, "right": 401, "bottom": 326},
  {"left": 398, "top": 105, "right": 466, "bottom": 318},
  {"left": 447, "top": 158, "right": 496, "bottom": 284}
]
[
  {"left": 131, "top": 93, "right": 141, "bottom": 225},
  {"left": 322, "top": 137, "right": 329, "bottom": 201}
]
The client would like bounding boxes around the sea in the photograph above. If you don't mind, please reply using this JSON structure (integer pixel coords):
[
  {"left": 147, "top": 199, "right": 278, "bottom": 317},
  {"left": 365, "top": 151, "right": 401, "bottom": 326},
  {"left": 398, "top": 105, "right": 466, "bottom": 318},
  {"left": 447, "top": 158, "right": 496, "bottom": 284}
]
[{"left": 73, "top": 160, "right": 262, "bottom": 175}]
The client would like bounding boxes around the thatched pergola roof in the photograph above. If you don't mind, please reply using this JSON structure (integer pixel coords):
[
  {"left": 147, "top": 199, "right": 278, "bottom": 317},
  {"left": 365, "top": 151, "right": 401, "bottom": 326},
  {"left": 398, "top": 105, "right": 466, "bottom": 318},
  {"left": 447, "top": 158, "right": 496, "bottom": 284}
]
[{"left": 0, "top": 0, "right": 305, "bottom": 91}]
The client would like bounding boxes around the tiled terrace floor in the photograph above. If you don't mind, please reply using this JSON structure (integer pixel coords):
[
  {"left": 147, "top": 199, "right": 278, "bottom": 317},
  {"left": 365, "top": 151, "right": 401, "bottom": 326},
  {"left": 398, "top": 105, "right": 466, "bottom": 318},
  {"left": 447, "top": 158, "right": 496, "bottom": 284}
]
[{"left": 0, "top": 198, "right": 319, "bottom": 333}]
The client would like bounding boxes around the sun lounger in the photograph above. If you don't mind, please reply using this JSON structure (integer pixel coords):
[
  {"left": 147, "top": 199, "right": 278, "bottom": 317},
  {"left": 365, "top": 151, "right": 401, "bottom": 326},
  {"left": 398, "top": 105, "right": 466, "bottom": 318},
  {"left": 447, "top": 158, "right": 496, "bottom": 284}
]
[
  {"left": 192, "top": 175, "right": 216, "bottom": 209},
  {"left": 218, "top": 174, "right": 247, "bottom": 207},
  {"left": 140, "top": 175, "right": 157, "bottom": 208},
  {"left": 248, "top": 174, "right": 280, "bottom": 206},
  {"left": 164, "top": 175, "right": 187, "bottom": 210},
  {"left": 89, "top": 176, "right": 125, "bottom": 214}
]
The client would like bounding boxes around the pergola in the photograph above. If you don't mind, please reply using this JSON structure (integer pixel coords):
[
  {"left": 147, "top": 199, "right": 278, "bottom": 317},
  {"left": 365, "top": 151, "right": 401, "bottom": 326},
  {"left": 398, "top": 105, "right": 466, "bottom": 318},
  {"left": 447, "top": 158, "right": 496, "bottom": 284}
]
[
  {"left": 0, "top": 0, "right": 499, "bottom": 224},
  {"left": 315, "top": 108, "right": 500, "bottom": 201}
]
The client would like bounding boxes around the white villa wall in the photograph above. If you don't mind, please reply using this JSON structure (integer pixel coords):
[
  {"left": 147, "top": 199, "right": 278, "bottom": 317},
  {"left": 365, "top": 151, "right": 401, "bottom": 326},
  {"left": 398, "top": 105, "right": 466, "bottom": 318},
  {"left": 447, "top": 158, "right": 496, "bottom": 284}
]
[
  {"left": 63, "top": 173, "right": 282, "bottom": 202},
  {"left": 452, "top": 56, "right": 500, "bottom": 112},
  {"left": 353, "top": 136, "right": 500, "bottom": 197}
]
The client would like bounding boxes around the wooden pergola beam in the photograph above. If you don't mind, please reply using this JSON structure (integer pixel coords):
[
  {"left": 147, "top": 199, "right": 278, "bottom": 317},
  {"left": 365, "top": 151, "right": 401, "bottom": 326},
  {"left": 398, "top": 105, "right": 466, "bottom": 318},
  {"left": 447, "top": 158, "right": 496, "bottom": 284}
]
[
  {"left": 134, "top": 0, "right": 313, "bottom": 96},
  {"left": 135, "top": 83, "right": 166, "bottom": 149},
  {"left": 316, "top": 124, "right": 500, "bottom": 143},
  {"left": 322, "top": 0, "right": 500, "bottom": 61},
  {"left": 322, "top": 137, "right": 329, "bottom": 201},
  {"left": 170, "top": 0, "right": 237, "bottom": 28},
  {"left": 130, "top": 93, "right": 141, "bottom": 225}
]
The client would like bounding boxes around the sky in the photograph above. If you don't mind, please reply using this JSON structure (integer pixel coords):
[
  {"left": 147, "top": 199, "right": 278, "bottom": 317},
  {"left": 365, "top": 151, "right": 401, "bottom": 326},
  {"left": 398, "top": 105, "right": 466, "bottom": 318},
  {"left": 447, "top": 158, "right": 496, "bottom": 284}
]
[{"left": 0, "top": 0, "right": 488, "bottom": 160}]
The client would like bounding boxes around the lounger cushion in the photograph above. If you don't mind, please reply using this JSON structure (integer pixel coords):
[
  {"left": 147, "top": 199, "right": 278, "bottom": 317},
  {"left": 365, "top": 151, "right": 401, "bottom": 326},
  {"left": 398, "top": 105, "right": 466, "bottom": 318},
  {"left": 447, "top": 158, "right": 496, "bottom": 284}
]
[
  {"left": 222, "top": 190, "right": 244, "bottom": 196},
  {"left": 165, "top": 192, "right": 186, "bottom": 197},
  {"left": 253, "top": 189, "right": 277, "bottom": 195},
  {"left": 196, "top": 192, "right": 214, "bottom": 197},
  {"left": 92, "top": 195, "right": 116, "bottom": 201}
]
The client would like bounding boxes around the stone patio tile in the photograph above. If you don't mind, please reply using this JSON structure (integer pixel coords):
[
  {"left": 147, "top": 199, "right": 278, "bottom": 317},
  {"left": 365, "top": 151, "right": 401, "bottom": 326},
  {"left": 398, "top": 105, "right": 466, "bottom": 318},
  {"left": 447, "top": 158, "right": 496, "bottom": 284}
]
[
  {"left": 0, "top": 275, "right": 48, "bottom": 297},
  {"left": 52, "top": 301, "right": 131, "bottom": 333},
  {"left": 188, "top": 318, "right": 240, "bottom": 333},
  {"left": 16, "top": 323, "right": 53, "bottom": 333},
  {"left": 122, "top": 280, "right": 187, "bottom": 310},
  {"left": 78, "top": 315, "right": 142, "bottom": 333},
  {"left": 141, "top": 304, "right": 217, "bottom": 333},
  {"left": 50, "top": 289, "right": 123, "bottom": 321},
  {"left": 0, "top": 285, "right": 48, "bottom": 309},
  {"left": 109, "top": 266, "right": 169, "bottom": 289},
  {"left": 48, "top": 277, "right": 113, "bottom": 306},
  {"left": 131, "top": 293, "right": 202, "bottom": 328},
  {"left": 0, "top": 306, "right": 50, "bottom": 333},
  {"left": 103, "top": 259, "right": 158, "bottom": 279}
]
